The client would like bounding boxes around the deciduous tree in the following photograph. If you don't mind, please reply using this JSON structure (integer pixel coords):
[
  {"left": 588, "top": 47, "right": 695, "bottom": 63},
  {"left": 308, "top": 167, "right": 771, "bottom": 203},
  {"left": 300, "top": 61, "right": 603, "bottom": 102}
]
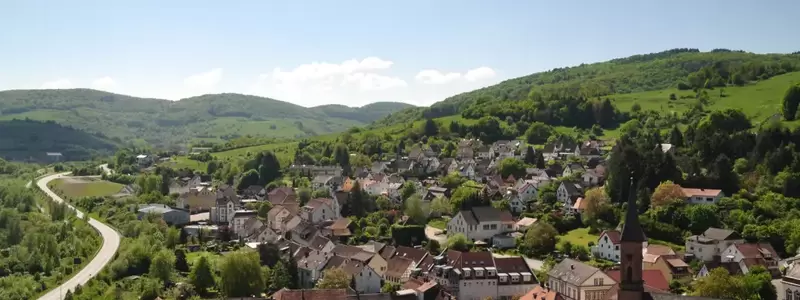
[
  {"left": 219, "top": 251, "right": 265, "bottom": 297},
  {"left": 316, "top": 267, "right": 351, "bottom": 289},
  {"left": 190, "top": 256, "right": 215, "bottom": 295}
]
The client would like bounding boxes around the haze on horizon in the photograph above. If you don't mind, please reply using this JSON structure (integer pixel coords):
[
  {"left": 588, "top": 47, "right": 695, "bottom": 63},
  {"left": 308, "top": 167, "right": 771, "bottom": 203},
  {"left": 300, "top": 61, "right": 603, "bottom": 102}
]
[{"left": 1, "top": 0, "right": 798, "bottom": 107}]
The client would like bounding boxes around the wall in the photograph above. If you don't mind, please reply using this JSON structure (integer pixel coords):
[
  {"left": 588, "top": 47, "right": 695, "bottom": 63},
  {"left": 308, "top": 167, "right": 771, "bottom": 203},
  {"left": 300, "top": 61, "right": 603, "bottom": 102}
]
[{"left": 457, "top": 278, "right": 497, "bottom": 300}]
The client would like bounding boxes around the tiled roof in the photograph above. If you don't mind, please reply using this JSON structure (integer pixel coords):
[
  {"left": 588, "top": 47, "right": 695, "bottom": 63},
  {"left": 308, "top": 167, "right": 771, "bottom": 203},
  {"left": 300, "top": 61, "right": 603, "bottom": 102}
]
[
  {"left": 548, "top": 258, "right": 600, "bottom": 286},
  {"left": 309, "top": 236, "right": 332, "bottom": 251},
  {"left": 516, "top": 217, "right": 538, "bottom": 227},
  {"left": 605, "top": 269, "right": 669, "bottom": 291},
  {"left": 494, "top": 257, "right": 533, "bottom": 274},
  {"left": 735, "top": 243, "right": 778, "bottom": 259},
  {"left": 645, "top": 245, "right": 676, "bottom": 256},
  {"left": 380, "top": 245, "right": 396, "bottom": 260},
  {"left": 680, "top": 187, "right": 722, "bottom": 198},
  {"left": 701, "top": 227, "right": 739, "bottom": 241},
  {"left": 519, "top": 286, "right": 563, "bottom": 300},
  {"left": 457, "top": 251, "right": 493, "bottom": 268},
  {"left": 385, "top": 256, "right": 414, "bottom": 279},
  {"left": 600, "top": 230, "right": 622, "bottom": 244},
  {"left": 394, "top": 246, "right": 428, "bottom": 263},
  {"left": 572, "top": 197, "right": 587, "bottom": 210},
  {"left": 271, "top": 288, "right": 347, "bottom": 300}
]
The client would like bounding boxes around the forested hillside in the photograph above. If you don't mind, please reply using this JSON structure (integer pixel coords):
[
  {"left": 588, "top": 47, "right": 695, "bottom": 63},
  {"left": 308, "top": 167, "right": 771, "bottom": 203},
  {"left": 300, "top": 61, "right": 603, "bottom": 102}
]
[
  {"left": 0, "top": 120, "right": 118, "bottom": 162},
  {"left": 0, "top": 89, "right": 414, "bottom": 147},
  {"left": 374, "top": 49, "right": 800, "bottom": 126}
]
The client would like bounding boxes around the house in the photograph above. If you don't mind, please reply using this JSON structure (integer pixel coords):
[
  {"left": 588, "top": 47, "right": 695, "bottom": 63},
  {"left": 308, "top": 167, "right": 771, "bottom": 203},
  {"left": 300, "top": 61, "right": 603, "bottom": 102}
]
[
  {"left": 582, "top": 166, "right": 606, "bottom": 187},
  {"left": 424, "top": 251, "right": 537, "bottom": 300},
  {"left": 547, "top": 258, "right": 615, "bottom": 300},
  {"left": 230, "top": 210, "right": 258, "bottom": 237},
  {"left": 685, "top": 227, "right": 745, "bottom": 262},
  {"left": 506, "top": 192, "right": 526, "bottom": 214},
  {"left": 268, "top": 205, "right": 300, "bottom": 233},
  {"left": 371, "top": 161, "right": 390, "bottom": 174},
  {"left": 176, "top": 186, "right": 216, "bottom": 212},
  {"left": 385, "top": 256, "right": 415, "bottom": 283},
  {"left": 424, "top": 186, "right": 449, "bottom": 201},
  {"left": 249, "top": 225, "right": 281, "bottom": 244},
  {"left": 239, "top": 217, "right": 265, "bottom": 239},
  {"left": 719, "top": 242, "right": 781, "bottom": 278},
  {"left": 515, "top": 217, "right": 537, "bottom": 231},
  {"left": 137, "top": 204, "right": 190, "bottom": 225},
  {"left": 269, "top": 187, "right": 297, "bottom": 204},
  {"left": 458, "top": 162, "right": 476, "bottom": 179},
  {"left": 210, "top": 195, "right": 237, "bottom": 224},
  {"left": 295, "top": 248, "right": 334, "bottom": 288},
  {"left": 562, "top": 163, "right": 585, "bottom": 178},
  {"left": 492, "top": 232, "right": 522, "bottom": 249},
  {"left": 557, "top": 181, "right": 583, "bottom": 211},
  {"left": 657, "top": 143, "right": 675, "bottom": 154},
  {"left": 242, "top": 185, "right": 266, "bottom": 200},
  {"left": 680, "top": 187, "right": 725, "bottom": 205},
  {"left": 514, "top": 180, "right": 539, "bottom": 203},
  {"left": 289, "top": 165, "right": 343, "bottom": 177},
  {"left": 301, "top": 198, "right": 337, "bottom": 224},
  {"left": 322, "top": 256, "right": 382, "bottom": 293},
  {"left": 494, "top": 256, "right": 538, "bottom": 298},
  {"left": 323, "top": 218, "right": 353, "bottom": 240},
  {"left": 312, "top": 175, "right": 336, "bottom": 190},
  {"left": 781, "top": 263, "right": 800, "bottom": 300},
  {"left": 438, "top": 158, "right": 458, "bottom": 175},
  {"left": 309, "top": 236, "right": 337, "bottom": 254},
  {"left": 591, "top": 230, "right": 624, "bottom": 262},
  {"left": 363, "top": 180, "right": 389, "bottom": 196},
  {"left": 136, "top": 154, "right": 152, "bottom": 167},
  {"left": 291, "top": 222, "right": 322, "bottom": 247},
  {"left": 477, "top": 145, "right": 492, "bottom": 159},
  {"left": 570, "top": 197, "right": 587, "bottom": 215},
  {"left": 446, "top": 206, "right": 514, "bottom": 243},
  {"left": 642, "top": 245, "right": 691, "bottom": 282}
]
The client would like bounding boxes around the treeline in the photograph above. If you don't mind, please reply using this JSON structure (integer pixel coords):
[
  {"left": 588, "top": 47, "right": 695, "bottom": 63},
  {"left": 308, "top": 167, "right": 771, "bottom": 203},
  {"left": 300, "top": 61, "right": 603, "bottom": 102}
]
[
  {"left": 376, "top": 49, "right": 800, "bottom": 126},
  {"left": 461, "top": 95, "right": 626, "bottom": 129},
  {"left": 0, "top": 119, "right": 117, "bottom": 162}
]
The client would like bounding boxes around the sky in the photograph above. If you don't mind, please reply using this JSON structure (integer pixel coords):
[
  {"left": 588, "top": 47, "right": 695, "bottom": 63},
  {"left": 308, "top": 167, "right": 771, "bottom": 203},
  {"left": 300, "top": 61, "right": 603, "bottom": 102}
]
[{"left": 1, "top": 1, "right": 799, "bottom": 107}]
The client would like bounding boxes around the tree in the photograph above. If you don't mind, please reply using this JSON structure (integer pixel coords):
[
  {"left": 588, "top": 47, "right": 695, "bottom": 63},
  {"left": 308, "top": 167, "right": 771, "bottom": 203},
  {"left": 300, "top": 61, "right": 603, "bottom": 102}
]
[
  {"left": 782, "top": 84, "right": 800, "bottom": 121},
  {"left": 298, "top": 187, "right": 312, "bottom": 206},
  {"left": 270, "top": 261, "right": 291, "bottom": 291},
  {"left": 220, "top": 251, "right": 265, "bottom": 297},
  {"left": 257, "top": 243, "right": 281, "bottom": 267},
  {"left": 691, "top": 268, "right": 748, "bottom": 299},
  {"left": 165, "top": 227, "right": 181, "bottom": 249},
  {"left": 257, "top": 151, "right": 282, "bottom": 185},
  {"left": 376, "top": 195, "right": 392, "bottom": 211},
  {"left": 446, "top": 233, "right": 471, "bottom": 252},
  {"left": 236, "top": 169, "right": 260, "bottom": 191},
  {"left": 497, "top": 157, "right": 526, "bottom": 178},
  {"left": 257, "top": 202, "right": 272, "bottom": 220},
  {"left": 430, "top": 196, "right": 452, "bottom": 216},
  {"left": 316, "top": 267, "right": 352, "bottom": 289},
  {"left": 382, "top": 282, "right": 400, "bottom": 293},
  {"left": 535, "top": 151, "right": 546, "bottom": 169},
  {"left": 190, "top": 256, "right": 215, "bottom": 295},
  {"left": 669, "top": 126, "right": 683, "bottom": 147},
  {"left": 685, "top": 205, "right": 721, "bottom": 234},
  {"left": 521, "top": 222, "right": 558, "bottom": 257},
  {"left": 713, "top": 154, "right": 739, "bottom": 196},
  {"left": 400, "top": 182, "right": 416, "bottom": 200},
  {"left": 582, "top": 188, "right": 610, "bottom": 225},
  {"left": 149, "top": 249, "right": 176, "bottom": 284},
  {"left": 349, "top": 182, "right": 368, "bottom": 218},
  {"left": 334, "top": 144, "right": 351, "bottom": 175},
  {"left": 650, "top": 181, "right": 686, "bottom": 208},
  {"left": 426, "top": 239, "right": 441, "bottom": 255},
  {"left": 175, "top": 249, "right": 189, "bottom": 272},
  {"left": 524, "top": 146, "right": 537, "bottom": 165},
  {"left": 441, "top": 172, "right": 466, "bottom": 189},
  {"left": 404, "top": 195, "right": 428, "bottom": 225},
  {"left": 424, "top": 119, "right": 439, "bottom": 137},
  {"left": 525, "top": 122, "right": 554, "bottom": 144}
]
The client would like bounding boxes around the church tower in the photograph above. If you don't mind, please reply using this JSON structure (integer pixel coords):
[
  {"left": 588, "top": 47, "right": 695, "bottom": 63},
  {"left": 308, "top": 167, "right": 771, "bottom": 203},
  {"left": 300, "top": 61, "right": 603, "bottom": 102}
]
[{"left": 618, "top": 177, "right": 646, "bottom": 300}]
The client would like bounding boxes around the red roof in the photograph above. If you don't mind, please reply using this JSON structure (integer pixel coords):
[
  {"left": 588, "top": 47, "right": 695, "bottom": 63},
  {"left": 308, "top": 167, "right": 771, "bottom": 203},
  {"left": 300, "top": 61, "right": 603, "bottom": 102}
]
[
  {"left": 680, "top": 187, "right": 722, "bottom": 197},
  {"left": 519, "top": 286, "right": 563, "bottom": 300},
  {"left": 271, "top": 288, "right": 347, "bottom": 300},
  {"left": 600, "top": 230, "right": 621, "bottom": 244},
  {"left": 605, "top": 269, "right": 669, "bottom": 292},
  {"left": 735, "top": 243, "right": 778, "bottom": 259}
]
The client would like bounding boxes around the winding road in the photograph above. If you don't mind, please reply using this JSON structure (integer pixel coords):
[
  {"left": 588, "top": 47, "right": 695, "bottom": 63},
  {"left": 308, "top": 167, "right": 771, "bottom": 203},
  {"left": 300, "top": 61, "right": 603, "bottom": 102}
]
[{"left": 37, "top": 173, "right": 121, "bottom": 300}]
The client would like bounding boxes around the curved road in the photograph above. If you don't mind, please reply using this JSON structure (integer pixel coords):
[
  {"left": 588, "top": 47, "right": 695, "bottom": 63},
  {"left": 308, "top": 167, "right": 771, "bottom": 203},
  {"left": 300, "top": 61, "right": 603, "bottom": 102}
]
[{"left": 37, "top": 173, "right": 121, "bottom": 300}]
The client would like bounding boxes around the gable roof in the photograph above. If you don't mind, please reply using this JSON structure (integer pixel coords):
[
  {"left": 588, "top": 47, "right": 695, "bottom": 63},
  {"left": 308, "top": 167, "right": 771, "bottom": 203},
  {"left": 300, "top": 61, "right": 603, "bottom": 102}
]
[
  {"left": 468, "top": 206, "right": 514, "bottom": 223},
  {"left": 380, "top": 245, "right": 397, "bottom": 260},
  {"left": 681, "top": 187, "right": 723, "bottom": 198},
  {"left": 455, "top": 251, "right": 494, "bottom": 268},
  {"left": 560, "top": 181, "right": 583, "bottom": 196},
  {"left": 309, "top": 236, "right": 332, "bottom": 251},
  {"left": 605, "top": 269, "right": 669, "bottom": 291},
  {"left": 701, "top": 227, "right": 740, "bottom": 241},
  {"left": 734, "top": 243, "right": 779, "bottom": 260},
  {"left": 385, "top": 256, "right": 415, "bottom": 279},
  {"left": 494, "top": 257, "right": 533, "bottom": 274},
  {"left": 520, "top": 285, "right": 563, "bottom": 300},
  {"left": 394, "top": 246, "right": 428, "bottom": 264},
  {"left": 305, "top": 198, "right": 334, "bottom": 209},
  {"left": 548, "top": 258, "right": 600, "bottom": 286}
]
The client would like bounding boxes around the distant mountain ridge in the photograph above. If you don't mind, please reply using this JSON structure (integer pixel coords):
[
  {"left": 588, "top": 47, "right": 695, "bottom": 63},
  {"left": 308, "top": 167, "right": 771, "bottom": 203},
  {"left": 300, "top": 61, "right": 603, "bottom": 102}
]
[{"left": 0, "top": 89, "right": 415, "bottom": 147}]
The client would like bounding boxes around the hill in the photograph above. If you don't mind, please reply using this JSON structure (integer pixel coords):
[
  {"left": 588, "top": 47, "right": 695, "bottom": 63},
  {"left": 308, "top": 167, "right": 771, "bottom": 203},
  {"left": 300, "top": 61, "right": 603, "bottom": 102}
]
[
  {"left": 375, "top": 49, "right": 800, "bottom": 126},
  {"left": 0, "top": 89, "right": 414, "bottom": 147},
  {"left": 0, "top": 119, "right": 118, "bottom": 162}
]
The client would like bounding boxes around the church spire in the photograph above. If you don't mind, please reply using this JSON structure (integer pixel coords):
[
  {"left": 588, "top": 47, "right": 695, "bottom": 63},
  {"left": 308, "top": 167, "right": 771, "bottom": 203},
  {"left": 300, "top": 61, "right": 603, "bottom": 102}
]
[{"left": 621, "top": 176, "right": 646, "bottom": 242}]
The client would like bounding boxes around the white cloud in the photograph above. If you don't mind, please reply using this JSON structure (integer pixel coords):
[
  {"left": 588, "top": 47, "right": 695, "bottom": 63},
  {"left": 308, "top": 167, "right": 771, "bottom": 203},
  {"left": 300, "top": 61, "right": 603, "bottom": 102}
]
[
  {"left": 91, "top": 76, "right": 117, "bottom": 91},
  {"left": 415, "top": 70, "right": 462, "bottom": 85},
  {"left": 183, "top": 68, "right": 222, "bottom": 94},
  {"left": 415, "top": 67, "right": 496, "bottom": 85},
  {"left": 464, "top": 67, "right": 496, "bottom": 82},
  {"left": 250, "top": 57, "right": 407, "bottom": 106},
  {"left": 41, "top": 78, "right": 72, "bottom": 89}
]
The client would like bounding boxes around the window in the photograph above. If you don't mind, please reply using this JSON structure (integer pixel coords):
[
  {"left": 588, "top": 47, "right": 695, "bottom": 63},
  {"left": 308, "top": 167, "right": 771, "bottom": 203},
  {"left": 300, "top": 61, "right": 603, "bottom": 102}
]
[{"left": 786, "top": 289, "right": 793, "bottom": 300}]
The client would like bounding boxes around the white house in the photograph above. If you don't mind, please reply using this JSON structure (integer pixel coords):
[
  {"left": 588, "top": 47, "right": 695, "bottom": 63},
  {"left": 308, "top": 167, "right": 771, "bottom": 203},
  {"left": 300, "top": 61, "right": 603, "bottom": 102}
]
[
  {"left": 782, "top": 263, "right": 800, "bottom": 300},
  {"left": 210, "top": 196, "right": 237, "bottom": 224},
  {"left": 230, "top": 210, "right": 258, "bottom": 237},
  {"left": 295, "top": 247, "right": 333, "bottom": 288},
  {"left": 323, "top": 256, "right": 382, "bottom": 293},
  {"left": 547, "top": 258, "right": 615, "bottom": 300},
  {"left": 447, "top": 206, "right": 514, "bottom": 243},
  {"left": 685, "top": 227, "right": 745, "bottom": 262},
  {"left": 249, "top": 225, "right": 281, "bottom": 243},
  {"left": 267, "top": 205, "right": 298, "bottom": 232},
  {"left": 515, "top": 180, "right": 539, "bottom": 202},
  {"left": 592, "top": 230, "right": 622, "bottom": 262},
  {"left": 363, "top": 180, "right": 389, "bottom": 196},
  {"left": 301, "top": 198, "right": 337, "bottom": 224},
  {"left": 506, "top": 193, "right": 526, "bottom": 214},
  {"left": 562, "top": 163, "right": 585, "bottom": 178},
  {"left": 720, "top": 242, "right": 781, "bottom": 277},
  {"left": 557, "top": 181, "right": 583, "bottom": 210},
  {"left": 458, "top": 163, "right": 476, "bottom": 180},
  {"left": 681, "top": 187, "right": 724, "bottom": 205}
]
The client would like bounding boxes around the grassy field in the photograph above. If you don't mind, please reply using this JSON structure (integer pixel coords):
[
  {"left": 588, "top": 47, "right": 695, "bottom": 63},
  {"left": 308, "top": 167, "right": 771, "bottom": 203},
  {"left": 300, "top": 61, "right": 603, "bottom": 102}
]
[
  {"left": 558, "top": 228, "right": 599, "bottom": 248},
  {"left": 427, "top": 217, "right": 449, "bottom": 230},
  {"left": 47, "top": 178, "right": 124, "bottom": 198},
  {"left": 186, "top": 250, "right": 222, "bottom": 268}
]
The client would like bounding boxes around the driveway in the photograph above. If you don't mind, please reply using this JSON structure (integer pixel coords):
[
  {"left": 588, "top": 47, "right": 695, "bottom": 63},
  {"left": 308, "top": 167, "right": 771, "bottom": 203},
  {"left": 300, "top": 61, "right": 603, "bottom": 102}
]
[
  {"left": 37, "top": 173, "right": 121, "bottom": 300},
  {"left": 425, "top": 225, "right": 447, "bottom": 245}
]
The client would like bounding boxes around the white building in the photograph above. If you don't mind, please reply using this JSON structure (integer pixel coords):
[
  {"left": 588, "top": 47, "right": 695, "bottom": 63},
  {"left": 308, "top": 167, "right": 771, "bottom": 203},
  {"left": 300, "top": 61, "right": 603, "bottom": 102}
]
[
  {"left": 720, "top": 242, "right": 781, "bottom": 277},
  {"left": 782, "top": 263, "right": 800, "bottom": 300},
  {"left": 557, "top": 181, "right": 583, "bottom": 211},
  {"left": 685, "top": 227, "right": 745, "bottom": 262},
  {"left": 301, "top": 198, "right": 337, "bottom": 224},
  {"left": 547, "top": 258, "right": 615, "bottom": 300},
  {"left": 592, "top": 230, "right": 622, "bottom": 262},
  {"left": 230, "top": 210, "right": 258, "bottom": 237},
  {"left": 322, "top": 256, "right": 382, "bottom": 293},
  {"left": 681, "top": 187, "right": 725, "bottom": 205},
  {"left": 210, "top": 196, "right": 237, "bottom": 224},
  {"left": 447, "top": 206, "right": 514, "bottom": 243}
]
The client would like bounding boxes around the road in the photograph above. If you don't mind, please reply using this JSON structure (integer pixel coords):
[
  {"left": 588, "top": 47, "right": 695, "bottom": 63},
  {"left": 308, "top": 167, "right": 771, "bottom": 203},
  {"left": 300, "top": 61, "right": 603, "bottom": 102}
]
[
  {"left": 37, "top": 173, "right": 121, "bottom": 300},
  {"left": 99, "top": 163, "right": 114, "bottom": 175}
]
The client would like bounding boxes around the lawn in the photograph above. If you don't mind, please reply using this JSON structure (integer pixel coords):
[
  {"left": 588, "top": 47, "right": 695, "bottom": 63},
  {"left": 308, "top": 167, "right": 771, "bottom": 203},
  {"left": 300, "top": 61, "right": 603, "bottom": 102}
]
[
  {"left": 427, "top": 217, "right": 449, "bottom": 230},
  {"left": 186, "top": 250, "right": 222, "bottom": 267},
  {"left": 47, "top": 178, "right": 124, "bottom": 198},
  {"left": 558, "top": 227, "right": 599, "bottom": 248}
]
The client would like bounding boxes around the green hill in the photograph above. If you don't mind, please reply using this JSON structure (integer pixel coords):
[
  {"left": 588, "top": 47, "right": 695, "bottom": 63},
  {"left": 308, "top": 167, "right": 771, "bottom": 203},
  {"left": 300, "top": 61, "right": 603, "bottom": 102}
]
[
  {"left": 0, "top": 89, "right": 414, "bottom": 147},
  {"left": 0, "top": 119, "right": 118, "bottom": 162},
  {"left": 375, "top": 49, "right": 800, "bottom": 126}
]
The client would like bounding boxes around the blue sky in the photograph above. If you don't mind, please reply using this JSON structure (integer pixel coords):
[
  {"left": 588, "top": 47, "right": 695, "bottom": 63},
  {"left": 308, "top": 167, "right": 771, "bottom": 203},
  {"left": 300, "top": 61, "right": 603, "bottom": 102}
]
[{"left": 1, "top": 1, "right": 798, "bottom": 107}]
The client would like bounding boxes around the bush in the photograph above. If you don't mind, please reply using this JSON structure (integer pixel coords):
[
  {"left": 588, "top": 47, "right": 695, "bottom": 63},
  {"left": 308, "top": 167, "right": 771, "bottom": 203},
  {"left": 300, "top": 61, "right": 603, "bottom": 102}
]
[{"left": 669, "top": 93, "right": 677, "bottom": 100}]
